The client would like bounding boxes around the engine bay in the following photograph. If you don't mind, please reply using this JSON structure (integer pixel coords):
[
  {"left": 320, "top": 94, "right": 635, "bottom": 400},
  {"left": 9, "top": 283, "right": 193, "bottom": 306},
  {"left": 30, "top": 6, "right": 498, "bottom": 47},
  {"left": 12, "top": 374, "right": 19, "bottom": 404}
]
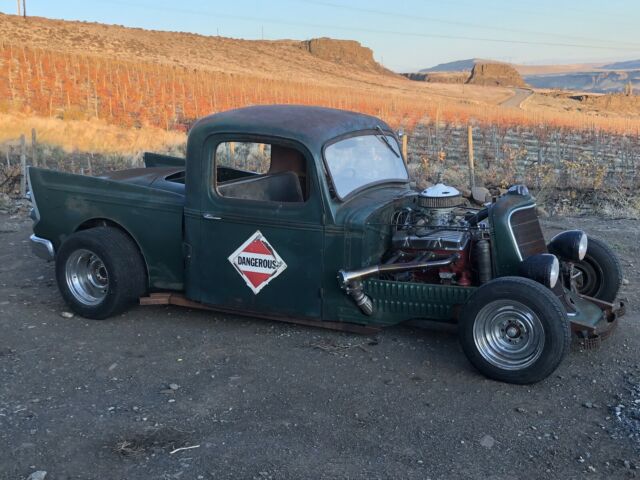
[{"left": 384, "top": 182, "right": 492, "bottom": 287}]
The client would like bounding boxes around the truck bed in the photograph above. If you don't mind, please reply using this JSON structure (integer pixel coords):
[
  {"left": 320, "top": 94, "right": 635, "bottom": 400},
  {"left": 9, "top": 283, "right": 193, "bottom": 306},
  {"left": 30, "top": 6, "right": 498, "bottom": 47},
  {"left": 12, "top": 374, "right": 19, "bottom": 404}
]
[
  {"left": 28, "top": 166, "right": 186, "bottom": 291},
  {"left": 99, "top": 167, "right": 186, "bottom": 196}
]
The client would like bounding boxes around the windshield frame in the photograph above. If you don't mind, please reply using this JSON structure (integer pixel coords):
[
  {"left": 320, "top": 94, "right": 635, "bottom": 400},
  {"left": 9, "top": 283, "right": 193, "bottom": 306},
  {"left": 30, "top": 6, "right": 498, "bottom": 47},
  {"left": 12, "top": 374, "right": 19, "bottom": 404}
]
[{"left": 321, "top": 129, "right": 409, "bottom": 202}]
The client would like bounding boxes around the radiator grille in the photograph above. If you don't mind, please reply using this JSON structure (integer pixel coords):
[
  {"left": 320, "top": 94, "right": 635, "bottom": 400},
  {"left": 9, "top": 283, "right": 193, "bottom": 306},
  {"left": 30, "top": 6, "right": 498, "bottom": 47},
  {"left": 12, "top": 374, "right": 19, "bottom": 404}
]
[{"left": 510, "top": 206, "right": 546, "bottom": 259}]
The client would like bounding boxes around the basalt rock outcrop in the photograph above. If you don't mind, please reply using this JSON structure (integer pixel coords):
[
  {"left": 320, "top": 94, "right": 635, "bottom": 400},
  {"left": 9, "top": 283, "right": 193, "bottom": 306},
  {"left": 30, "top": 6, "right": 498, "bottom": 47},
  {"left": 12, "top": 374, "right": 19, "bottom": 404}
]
[{"left": 466, "top": 62, "right": 526, "bottom": 87}]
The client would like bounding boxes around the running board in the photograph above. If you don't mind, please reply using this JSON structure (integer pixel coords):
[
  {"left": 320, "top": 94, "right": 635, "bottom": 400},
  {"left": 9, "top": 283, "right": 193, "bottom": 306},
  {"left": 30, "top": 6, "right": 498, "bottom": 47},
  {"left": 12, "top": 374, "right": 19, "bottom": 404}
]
[{"left": 140, "top": 292, "right": 381, "bottom": 335}]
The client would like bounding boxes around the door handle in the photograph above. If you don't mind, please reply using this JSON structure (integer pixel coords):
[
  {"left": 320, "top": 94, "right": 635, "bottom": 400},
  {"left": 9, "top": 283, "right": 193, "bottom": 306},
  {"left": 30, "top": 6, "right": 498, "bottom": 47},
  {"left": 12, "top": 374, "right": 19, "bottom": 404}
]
[{"left": 203, "top": 213, "right": 222, "bottom": 220}]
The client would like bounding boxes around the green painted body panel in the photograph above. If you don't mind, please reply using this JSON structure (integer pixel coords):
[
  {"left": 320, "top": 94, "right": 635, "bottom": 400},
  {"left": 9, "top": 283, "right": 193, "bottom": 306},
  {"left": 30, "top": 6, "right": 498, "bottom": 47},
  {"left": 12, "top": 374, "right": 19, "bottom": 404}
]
[
  {"left": 28, "top": 106, "right": 605, "bottom": 330},
  {"left": 143, "top": 152, "right": 185, "bottom": 168},
  {"left": 29, "top": 168, "right": 185, "bottom": 291},
  {"left": 320, "top": 186, "right": 421, "bottom": 324},
  {"left": 488, "top": 193, "right": 535, "bottom": 276},
  {"left": 341, "top": 280, "right": 476, "bottom": 326},
  {"left": 189, "top": 132, "right": 325, "bottom": 317}
]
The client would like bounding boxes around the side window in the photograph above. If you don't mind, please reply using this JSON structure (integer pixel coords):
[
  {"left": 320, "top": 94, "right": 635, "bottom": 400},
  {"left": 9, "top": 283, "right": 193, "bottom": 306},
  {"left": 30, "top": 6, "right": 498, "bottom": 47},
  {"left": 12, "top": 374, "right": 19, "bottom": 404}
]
[{"left": 214, "top": 141, "right": 308, "bottom": 203}]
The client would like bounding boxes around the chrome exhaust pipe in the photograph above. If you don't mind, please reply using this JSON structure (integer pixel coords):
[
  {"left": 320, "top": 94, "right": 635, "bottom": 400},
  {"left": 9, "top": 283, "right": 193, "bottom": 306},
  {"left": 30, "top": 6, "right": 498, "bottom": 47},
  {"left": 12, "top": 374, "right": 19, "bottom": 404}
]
[{"left": 338, "top": 254, "right": 459, "bottom": 315}]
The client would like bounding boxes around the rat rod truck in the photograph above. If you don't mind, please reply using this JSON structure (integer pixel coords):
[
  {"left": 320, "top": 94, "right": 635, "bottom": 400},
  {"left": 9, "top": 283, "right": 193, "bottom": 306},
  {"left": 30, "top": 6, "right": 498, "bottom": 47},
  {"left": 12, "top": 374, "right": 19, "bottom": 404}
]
[{"left": 28, "top": 105, "right": 624, "bottom": 384}]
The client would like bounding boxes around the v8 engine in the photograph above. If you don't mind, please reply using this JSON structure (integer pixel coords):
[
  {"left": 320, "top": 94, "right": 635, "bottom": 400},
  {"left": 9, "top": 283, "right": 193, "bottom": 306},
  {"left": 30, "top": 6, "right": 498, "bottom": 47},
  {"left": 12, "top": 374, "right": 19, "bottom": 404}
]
[{"left": 387, "top": 182, "right": 492, "bottom": 287}]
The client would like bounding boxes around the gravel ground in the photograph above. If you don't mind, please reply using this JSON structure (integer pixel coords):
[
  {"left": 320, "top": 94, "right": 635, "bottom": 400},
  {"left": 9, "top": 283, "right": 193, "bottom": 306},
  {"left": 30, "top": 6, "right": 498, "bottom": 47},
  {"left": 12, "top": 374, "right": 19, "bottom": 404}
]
[{"left": 0, "top": 211, "right": 638, "bottom": 480}]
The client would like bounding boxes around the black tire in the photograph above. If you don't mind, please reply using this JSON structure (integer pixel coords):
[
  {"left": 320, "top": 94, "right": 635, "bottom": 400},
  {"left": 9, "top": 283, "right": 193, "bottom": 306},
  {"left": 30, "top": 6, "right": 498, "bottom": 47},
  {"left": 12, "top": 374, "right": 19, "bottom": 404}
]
[
  {"left": 573, "top": 237, "right": 622, "bottom": 303},
  {"left": 459, "top": 277, "right": 570, "bottom": 384},
  {"left": 55, "top": 227, "right": 147, "bottom": 319}
]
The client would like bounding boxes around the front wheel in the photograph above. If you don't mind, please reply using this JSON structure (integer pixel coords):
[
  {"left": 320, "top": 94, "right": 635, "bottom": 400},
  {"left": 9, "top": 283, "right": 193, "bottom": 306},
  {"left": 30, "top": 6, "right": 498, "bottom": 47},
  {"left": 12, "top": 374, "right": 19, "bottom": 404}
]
[
  {"left": 55, "top": 227, "right": 147, "bottom": 319},
  {"left": 572, "top": 237, "right": 622, "bottom": 303},
  {"left": 459, "top": 277, "right": 570, "bottom": 384}
]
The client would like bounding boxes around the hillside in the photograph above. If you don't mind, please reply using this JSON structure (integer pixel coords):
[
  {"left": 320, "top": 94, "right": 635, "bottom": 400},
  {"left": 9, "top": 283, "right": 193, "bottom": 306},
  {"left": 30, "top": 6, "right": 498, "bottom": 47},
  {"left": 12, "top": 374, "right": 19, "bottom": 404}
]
[
  {"left": 0, "top": 12, "right": 522, "bottom": 133},
  {"left": 424, "top": 58, "right": 640, "bottom": 76},
  {"left": 0, "top": 13, "right": 399, "bottom": 87},
  {"left": 1, "top": 11, "right": 640, "bottom": 155},
  {"left": 525, "top": 70, "right": 640, "bottom": 94},
  {"left": 419, "top": 57, "right": 640, "bottom": 93},
  {"left": 405, "top": 62, "right": 526, "bottom": 88},
  {"left": 601, "top": 59, "right": 640, "bottom": 70}
]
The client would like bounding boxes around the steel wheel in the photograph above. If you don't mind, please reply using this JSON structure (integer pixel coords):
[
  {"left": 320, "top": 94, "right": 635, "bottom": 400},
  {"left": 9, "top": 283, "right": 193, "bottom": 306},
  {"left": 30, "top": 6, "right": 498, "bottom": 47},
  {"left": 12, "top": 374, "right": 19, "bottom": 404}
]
[
  {"left": 573, "top": 260, "right": 600, "bottom": 297},
  {"left": 65, "top": 248, "right": 109, "bottom": 306},
  {"left": 472, "top": 299, "right": 545, "bottom": 371}
]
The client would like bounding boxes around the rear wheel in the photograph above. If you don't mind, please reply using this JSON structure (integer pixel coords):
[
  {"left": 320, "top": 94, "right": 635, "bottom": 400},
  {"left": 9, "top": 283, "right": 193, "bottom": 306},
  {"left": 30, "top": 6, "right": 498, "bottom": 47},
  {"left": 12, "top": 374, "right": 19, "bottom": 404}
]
[
  {"left": 573, "top": 237, "right": 622, "bottom": 303},
  {"left": 55, "top": 227, "right": 146, "bottom": 319},
  {"left": 459, "top": 277, "right": 570, "bottom": 384}
]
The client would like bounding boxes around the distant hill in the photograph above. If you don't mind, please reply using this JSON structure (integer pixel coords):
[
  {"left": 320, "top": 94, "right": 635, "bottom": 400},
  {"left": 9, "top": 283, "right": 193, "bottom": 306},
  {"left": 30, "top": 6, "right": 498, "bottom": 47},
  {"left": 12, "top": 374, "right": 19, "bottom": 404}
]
[
  {"left": 525, "top": 70, "right": 640, "bottom": 93},
  {"left": 601, "top": 59, "right": 640, "bottom": 70},
  {"left": 420, "top": 56, "right": 640, "bottom": 93},
  {"left": 405, "top": 62, "right": 525, "bottom": 88},
  {"left": 419, "top": 58, "right": 497, "bottom": 73}
]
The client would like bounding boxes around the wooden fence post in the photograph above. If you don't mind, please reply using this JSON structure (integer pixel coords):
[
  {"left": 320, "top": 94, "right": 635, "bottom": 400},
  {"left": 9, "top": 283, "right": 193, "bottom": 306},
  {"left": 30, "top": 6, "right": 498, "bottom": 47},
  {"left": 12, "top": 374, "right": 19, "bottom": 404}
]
[
  {"left": 31, "top": 128, "right": 37, "bottom": 167},
  {"left": 467, "top": 125, "right": 475, "bottom": 191},
  {"left": 20, "top": 134, "right": 27, "bottom": 197},
  {"left": 435, "top": 106, "right": 441, "bottom": 154},
  {"left": 401, "top": 134, "right": 408, "bottom": 162}
]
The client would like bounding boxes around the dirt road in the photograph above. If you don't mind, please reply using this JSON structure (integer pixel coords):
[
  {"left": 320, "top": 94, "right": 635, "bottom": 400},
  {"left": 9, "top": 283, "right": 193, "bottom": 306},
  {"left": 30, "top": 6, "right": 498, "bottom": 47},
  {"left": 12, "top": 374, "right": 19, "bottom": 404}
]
[
  {"left": 500, "top": 88, "right": 533, "bottom": 108},
  {"left": 1, "top": 212, "right": 638, "bottom": 479}
]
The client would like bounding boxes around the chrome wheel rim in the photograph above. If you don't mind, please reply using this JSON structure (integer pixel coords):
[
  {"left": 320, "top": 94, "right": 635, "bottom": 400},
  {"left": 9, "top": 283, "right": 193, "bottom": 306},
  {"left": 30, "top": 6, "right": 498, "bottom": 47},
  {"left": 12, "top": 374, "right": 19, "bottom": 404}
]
[
  {"left": 65, "top": 249, "right": 109, "bottom": 306},
  {"left": 473, "top": 300, "right": 545, "bottom": 370}
]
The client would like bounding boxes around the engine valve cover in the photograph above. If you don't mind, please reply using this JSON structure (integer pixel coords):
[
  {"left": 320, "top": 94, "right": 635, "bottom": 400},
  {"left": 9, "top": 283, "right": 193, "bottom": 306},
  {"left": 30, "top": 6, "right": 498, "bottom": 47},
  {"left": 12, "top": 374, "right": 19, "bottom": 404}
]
[{"left": 392, "top": 229, "right": 471, "bottom": 251}]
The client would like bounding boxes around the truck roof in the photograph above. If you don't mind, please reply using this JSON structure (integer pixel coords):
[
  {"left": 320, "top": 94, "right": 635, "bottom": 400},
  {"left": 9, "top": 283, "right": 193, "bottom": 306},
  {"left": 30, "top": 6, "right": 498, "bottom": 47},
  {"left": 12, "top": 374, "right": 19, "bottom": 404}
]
[{"left": 188, "top": 105, "right": 394, "bottom": 151}]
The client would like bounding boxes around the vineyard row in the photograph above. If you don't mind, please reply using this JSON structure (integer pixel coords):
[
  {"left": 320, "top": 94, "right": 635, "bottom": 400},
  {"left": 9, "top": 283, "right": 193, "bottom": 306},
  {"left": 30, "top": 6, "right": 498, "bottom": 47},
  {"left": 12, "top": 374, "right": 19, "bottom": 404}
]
[{"left": 1, "top": 43, "right": 640, "bottom": 135}]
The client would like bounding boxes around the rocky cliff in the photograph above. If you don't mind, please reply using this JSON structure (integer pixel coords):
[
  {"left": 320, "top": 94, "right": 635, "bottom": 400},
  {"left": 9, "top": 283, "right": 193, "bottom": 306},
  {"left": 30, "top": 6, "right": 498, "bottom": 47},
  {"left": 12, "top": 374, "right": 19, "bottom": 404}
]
[
  {"left": 300, "top": 38, "right": 392, "bottom": 74},
  {"left": 402, "top": 72, "right": 468, "bottom": 84},
  {"left": 467, "top": 62, "right": 526, "bottom": 87}
]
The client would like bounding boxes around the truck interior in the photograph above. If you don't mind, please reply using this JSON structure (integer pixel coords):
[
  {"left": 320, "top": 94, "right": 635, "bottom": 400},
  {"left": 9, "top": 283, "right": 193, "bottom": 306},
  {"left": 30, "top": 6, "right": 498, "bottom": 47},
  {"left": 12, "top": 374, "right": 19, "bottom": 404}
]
[{"left": 214, "top": 142, "right": 308, "bottom": 203}]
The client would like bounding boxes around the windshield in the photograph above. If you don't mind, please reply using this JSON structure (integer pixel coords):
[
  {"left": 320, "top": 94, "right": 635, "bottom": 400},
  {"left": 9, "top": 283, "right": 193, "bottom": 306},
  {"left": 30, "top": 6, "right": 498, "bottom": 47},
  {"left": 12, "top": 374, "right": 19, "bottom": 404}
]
[{"left": 324, "top": 134, "right": 408, "bottom": 199}]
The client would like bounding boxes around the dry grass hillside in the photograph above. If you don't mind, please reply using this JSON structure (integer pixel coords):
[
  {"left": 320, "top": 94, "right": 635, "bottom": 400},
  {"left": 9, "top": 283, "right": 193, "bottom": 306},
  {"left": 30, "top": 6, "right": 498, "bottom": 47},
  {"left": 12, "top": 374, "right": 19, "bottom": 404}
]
[
  {"left": 1, "top": 12, "right": 640, "bottom": 157},
  {"left": 0, "top": 13, "right": 400, "bottom": 87}
]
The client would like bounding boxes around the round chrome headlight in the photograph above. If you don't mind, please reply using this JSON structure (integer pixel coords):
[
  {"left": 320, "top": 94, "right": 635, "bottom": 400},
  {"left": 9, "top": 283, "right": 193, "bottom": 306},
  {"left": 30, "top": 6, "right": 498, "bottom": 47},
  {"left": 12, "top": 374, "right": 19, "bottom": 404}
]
[
  {"left": 520, "top": 253, "right": 560, "bottom": 289},
  {"left": 548, "top": 230, "right": 588, "bottom": 262},
  {"left": 578, "top": 233, "right": 588, "bottom": 260},
  {"left": 549, "top": 255, "right": 560, "bottom": 288}
]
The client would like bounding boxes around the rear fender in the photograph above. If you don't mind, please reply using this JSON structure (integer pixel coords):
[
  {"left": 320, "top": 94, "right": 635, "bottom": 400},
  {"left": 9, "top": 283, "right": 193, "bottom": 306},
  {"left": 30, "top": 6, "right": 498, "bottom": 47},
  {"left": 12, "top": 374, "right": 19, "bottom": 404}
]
[{"left": 28, "top": 167, "right": 185, "bottom": 291}]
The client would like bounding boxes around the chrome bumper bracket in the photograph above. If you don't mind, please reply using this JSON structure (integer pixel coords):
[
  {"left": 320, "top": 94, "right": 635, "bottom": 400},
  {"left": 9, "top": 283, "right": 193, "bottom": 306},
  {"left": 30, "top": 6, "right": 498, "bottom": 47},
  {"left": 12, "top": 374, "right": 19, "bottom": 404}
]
[{"left": 30, "top": 234, "right": 55, "bottom": 262}]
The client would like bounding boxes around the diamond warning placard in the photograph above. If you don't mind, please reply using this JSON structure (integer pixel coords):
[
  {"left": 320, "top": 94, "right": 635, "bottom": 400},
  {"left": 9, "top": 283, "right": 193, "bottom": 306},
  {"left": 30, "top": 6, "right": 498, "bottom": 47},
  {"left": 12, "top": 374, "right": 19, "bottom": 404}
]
[{"left": 228, "top": 231, "right": 287, "bottom": 294}]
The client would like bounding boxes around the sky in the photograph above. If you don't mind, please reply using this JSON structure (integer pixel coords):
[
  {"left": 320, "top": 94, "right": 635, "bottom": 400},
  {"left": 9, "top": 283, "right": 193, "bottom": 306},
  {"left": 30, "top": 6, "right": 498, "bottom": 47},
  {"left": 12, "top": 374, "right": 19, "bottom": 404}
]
[{"left": 1, "top": 0, "right": 639, "bottom": 71}]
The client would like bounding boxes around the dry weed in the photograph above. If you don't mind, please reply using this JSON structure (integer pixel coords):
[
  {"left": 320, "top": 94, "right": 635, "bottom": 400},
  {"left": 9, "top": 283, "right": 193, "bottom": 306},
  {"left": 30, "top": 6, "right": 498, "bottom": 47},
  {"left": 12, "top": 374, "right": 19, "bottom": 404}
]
[{"left": 0, "top": 113, "right": 185, "bottom": 154}]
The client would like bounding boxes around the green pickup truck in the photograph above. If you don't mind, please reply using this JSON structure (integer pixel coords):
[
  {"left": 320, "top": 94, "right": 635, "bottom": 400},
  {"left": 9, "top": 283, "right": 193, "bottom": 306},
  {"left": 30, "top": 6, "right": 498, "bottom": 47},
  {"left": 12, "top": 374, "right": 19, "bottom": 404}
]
[{"left": 28, "top": 105, "right": 624, "bottom": 384}]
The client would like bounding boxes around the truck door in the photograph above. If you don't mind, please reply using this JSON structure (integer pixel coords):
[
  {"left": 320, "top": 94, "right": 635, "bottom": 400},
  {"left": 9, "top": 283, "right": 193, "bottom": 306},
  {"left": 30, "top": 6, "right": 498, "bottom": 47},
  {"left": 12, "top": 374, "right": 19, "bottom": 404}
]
[{"left": 194, "top": 135, "right": 324, "bottom": 319}]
